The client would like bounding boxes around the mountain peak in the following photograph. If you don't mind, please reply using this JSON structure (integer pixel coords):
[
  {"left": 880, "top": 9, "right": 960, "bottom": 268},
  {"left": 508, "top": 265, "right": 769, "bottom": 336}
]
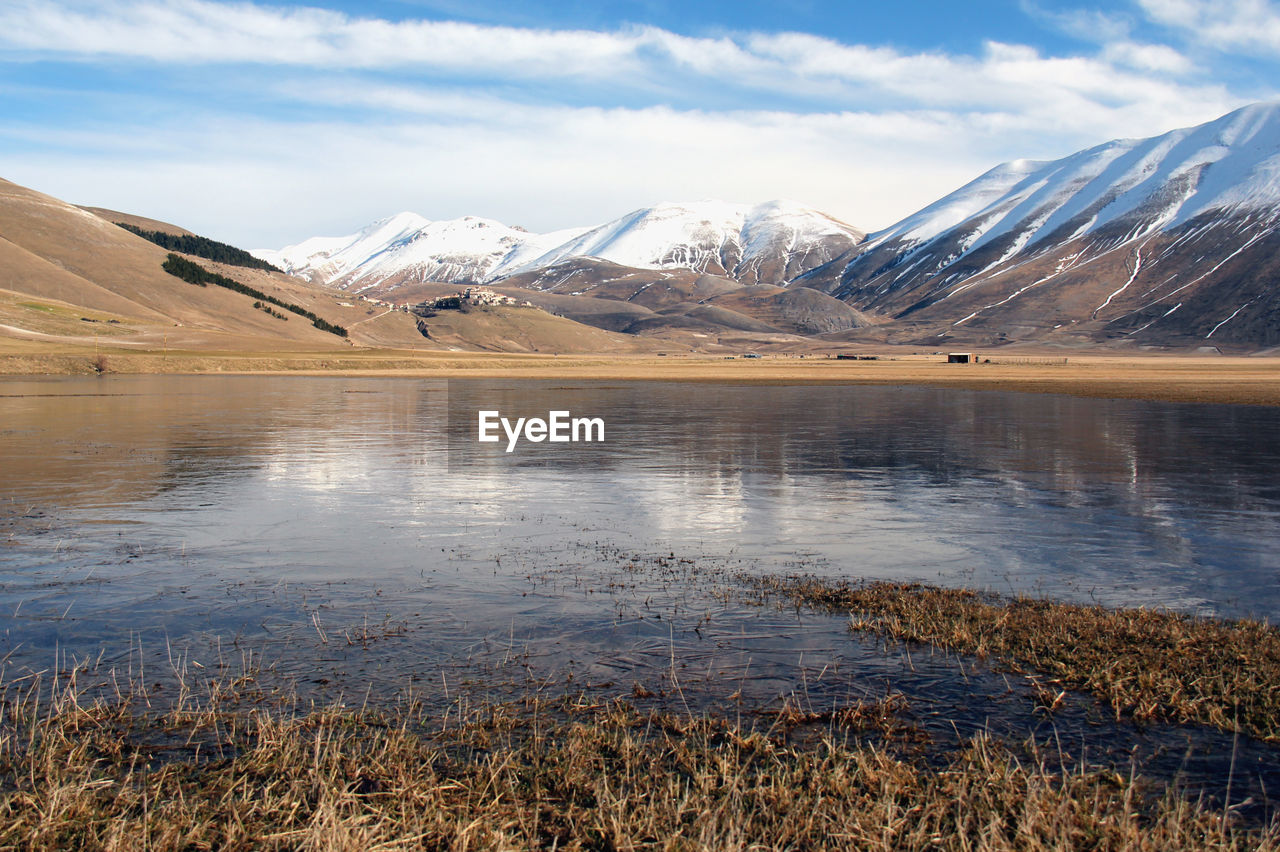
[
  {"left": 863, "top": 100, "right": 1280, "bottom": 262},
  {"left": 369, "top": 211, "right": 430, "bottom": 232},
  {"left": 818, "top": 100, "right": 1280, "bottom": 348}
]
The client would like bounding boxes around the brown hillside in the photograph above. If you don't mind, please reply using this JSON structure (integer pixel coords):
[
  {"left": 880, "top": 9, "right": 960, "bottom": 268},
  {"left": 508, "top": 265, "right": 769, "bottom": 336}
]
[
  {"left": 1, "top": 178, "right": 661, "bottom": 357},
  {"left": 0, "top": 178, "right": 368, "bottom": 348}
]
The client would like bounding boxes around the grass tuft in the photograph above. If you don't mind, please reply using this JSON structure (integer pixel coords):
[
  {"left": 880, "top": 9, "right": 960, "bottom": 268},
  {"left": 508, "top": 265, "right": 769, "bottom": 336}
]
[
  {"left": 762, "top": 578, "right": 1280, "bottom": 742},
  {"left": 1, "top": 669, "right": 1276, "bottom": 850}
]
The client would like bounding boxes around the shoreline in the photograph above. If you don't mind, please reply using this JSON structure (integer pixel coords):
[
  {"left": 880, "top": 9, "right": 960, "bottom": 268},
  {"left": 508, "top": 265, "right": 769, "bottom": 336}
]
[
  {"left": 2, "top": 348, "right": 1280, "bottom": 406},
  {"left": 5, "top": 575, "right": 1279, "bottom": 850},
  {"left": 5, "top": 689, "right": 1273, "bottom": 851}
]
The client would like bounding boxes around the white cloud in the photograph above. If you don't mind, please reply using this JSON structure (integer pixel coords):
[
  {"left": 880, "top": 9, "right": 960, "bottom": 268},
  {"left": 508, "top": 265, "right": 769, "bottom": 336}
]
[
  {"left": 1026, "top": 5, "right": 1135, "bottom": 43},
  {"left": 1138, "top": 0, "right": 1280, "bottom": 56},
  {"left": 0, "top": 0, "right": 1267, "bottom": 247},
  {"left": 0, "top": 107, "right": 985, "bottom": 245},
  {"left": 1101, "top": 41, "right": 1195, "bottom": 73},
  {"left": 0, "top": 0, "right": 1240, "bottom": 103},
  {"left": 0, "top": 0, "right": 643, "bottom": 75}
]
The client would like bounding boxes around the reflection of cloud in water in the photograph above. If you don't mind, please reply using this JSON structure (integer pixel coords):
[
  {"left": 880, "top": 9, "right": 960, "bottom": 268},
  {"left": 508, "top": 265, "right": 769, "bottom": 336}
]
[
  {"left": 434, "top": 467, "right": 748, "bottom": 538},
  {"left": 612, "top": 468, "right": 749, "bottom": 538},
  {"left": 257, "top": 380, "right": 449, "bottom": 501}
]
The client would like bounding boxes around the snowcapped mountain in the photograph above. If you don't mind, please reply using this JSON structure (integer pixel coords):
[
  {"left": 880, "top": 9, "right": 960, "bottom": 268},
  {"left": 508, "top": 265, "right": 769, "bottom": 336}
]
[
  {"left": 501, "top": 200, "right": 863, "bottom": 284},
  {"left": 256, "top": 201, "right": 864, "bottom": 292},
  {"left": 802, "top": 101, "right": 1280, "bottom": 347},
  {"left": 254, "top": 212, "right": 585, "bottom": 291},
  {"left": 254, "top": 101, "right": 1280, "bottom": 348}
]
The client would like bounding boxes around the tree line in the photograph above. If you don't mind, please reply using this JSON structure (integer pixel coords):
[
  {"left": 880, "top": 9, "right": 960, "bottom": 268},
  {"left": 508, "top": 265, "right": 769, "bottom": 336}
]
[
  {"left": 161, "top": 254, "right": 348, "bottom": 338},
  {"left": 118, "top": 223, "right": 282, "bottom": 272}
]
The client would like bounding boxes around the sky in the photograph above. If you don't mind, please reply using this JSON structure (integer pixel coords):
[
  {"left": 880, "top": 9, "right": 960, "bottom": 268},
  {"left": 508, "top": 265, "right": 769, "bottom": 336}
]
[{"left": 1, "top": 0, "right": 1278, "bottom": 248}]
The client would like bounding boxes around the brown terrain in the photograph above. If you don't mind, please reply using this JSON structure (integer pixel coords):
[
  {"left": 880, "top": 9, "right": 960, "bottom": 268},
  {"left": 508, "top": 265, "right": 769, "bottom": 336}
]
[
  {"left": 370, "top": 258, "right": 875, "bottom": 339},
  {"left": 800, "top": 205, "right": 1280, "bottom": 352}
]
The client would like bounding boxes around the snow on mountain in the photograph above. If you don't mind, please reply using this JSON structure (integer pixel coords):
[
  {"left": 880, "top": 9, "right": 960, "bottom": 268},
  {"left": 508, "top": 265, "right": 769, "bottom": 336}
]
[
  {"left": 256, "top": 201, "right": 863, "bottom": 291},
  {"left": 500, "top": 200, "right": 860, "bottom": 281},
  {"left": 808, "top": 101, "right": 1280, "bottom": 348},
  {"left": 852, "top": 101, "right": 1280, "bottom": 277},
  {"left": 254, "top": 212, "right": 566, "bottom": 291}
]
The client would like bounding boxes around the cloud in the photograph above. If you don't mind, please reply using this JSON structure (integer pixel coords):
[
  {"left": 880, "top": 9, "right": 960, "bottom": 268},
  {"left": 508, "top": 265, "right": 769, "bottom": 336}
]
[
  {"left": 0, "top": 1, "right": 1249, "bottom": 121},
  {"left": 1138, "top": 0, "right": 1280, "bottom": 56},
  {"left": 0, "top": 0, "right": 642, "bottom": 75},
  {"left": 0, "top": 0, "right": 1267, "bottom": 247},
  {"left": 0, "top": 105, "right": 992, "bottom": 246},
  {"left": 0, "top": 1, "right": 1242, "bottom": 129},
  {"left": 1101, "top": 41, "right": 1195, "bottom": 73},
  {"left": 736, "top": 33, "right": 1211, "bottom": 118},
  {"left": 1025, "top": 5, "right": 1135, "bottom": 43},
  {"left": 0, "top": 0, "right": 1236, "bottom": 99}
]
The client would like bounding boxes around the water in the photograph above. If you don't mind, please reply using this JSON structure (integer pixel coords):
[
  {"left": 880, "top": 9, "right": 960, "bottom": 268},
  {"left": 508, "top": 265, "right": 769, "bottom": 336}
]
[{"left": 2, "top": 374, "right": 1279, "bottom": 806}]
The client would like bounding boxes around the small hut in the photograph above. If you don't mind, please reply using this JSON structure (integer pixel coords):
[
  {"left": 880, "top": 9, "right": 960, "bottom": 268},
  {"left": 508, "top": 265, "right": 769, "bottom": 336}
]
[{"left": 947, "top": 352, "right": 974, "bottom": 364}]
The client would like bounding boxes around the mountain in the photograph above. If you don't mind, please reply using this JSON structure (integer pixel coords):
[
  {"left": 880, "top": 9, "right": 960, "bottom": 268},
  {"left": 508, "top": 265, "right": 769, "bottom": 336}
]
[
  {"left": 799, "top": 101, "right": 1280, "bottom": 348},
  {"left": 257, "top": 201, "right": 865, "bottom": 292},
  {"left": 502, "top": 201, "right": 864, "bottom": 285},
  {"left": 494, "top": 260, "right": 874, "bottom": 337}
]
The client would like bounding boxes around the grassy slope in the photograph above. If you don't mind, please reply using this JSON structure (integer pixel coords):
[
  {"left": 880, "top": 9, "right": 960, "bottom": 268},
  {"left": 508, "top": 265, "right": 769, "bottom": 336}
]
[
  {"left": 3, "top": 179, "right": 651, "bottom": 357},
  {"left": 0, "top": 179, "right": 352, "bottom": 345}
]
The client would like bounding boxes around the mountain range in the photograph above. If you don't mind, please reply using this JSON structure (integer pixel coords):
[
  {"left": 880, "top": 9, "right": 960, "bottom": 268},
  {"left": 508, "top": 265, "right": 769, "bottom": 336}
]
[
  {"left": 257, "top": 200, "right": 865, "bottom": 292},
  {"left": 2, "top": 101, "right": 1277, "bottom": 357},
  {"left": 257, "top": 101, "right": 1280, "bottom": 350}
]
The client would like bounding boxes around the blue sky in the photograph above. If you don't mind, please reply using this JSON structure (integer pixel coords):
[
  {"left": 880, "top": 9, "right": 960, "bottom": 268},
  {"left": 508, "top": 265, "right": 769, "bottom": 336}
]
[{"left": 1, "top": 0, "right": 1277, "bottom": 247}]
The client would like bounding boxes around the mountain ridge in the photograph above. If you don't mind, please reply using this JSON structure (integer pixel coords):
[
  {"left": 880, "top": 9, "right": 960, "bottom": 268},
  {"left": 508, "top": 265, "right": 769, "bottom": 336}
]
[
  {"left": 256, "top": 200, "right": 866, "bottom": 293},
  {"left": 793, "top": 101, "right": 1280, "bottom": 348}
]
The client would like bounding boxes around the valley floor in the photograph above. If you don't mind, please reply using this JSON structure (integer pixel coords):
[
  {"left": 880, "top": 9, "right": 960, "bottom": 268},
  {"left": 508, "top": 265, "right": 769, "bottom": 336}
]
[{"left": 2, "top": 344, "right": 1280, "bottom": 406}]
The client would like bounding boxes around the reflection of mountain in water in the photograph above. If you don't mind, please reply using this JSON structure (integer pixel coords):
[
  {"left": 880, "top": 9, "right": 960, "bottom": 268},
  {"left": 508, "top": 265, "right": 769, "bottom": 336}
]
[
  {"left": 444, "top": 380, "right": 1280, "bottom": 617},
  {"left": 4, "top": 376, "right": 1279, "bottom": 619},
  {"left": 448, "top": 380, "right": 1276, "bottom": 509},
  {"left": 0, "top": 376, "right": 447, "bottom": 511}
]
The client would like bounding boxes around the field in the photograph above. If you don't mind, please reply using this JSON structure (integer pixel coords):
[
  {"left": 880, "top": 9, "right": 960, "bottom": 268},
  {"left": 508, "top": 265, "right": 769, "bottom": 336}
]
[{"left": 2, "top": 341, "right": 1279, "bottom": 406}]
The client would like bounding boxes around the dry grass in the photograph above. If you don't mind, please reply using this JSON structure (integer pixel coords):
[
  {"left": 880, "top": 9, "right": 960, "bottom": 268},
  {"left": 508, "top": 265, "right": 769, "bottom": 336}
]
[
  {"left": 765, "top": 579, "right": 1280, "bottom": 742},
  {"left": 3, "top": 348, "right": 1280, "bottom": 406},
  {"left": 0, "top": 668, "right": 1276, "bottom": 850}
]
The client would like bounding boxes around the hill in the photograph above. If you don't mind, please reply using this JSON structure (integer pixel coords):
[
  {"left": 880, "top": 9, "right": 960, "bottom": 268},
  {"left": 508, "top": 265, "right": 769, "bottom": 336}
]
[{"left": 1, "top": 179, "right": 650, "bottom": 358}]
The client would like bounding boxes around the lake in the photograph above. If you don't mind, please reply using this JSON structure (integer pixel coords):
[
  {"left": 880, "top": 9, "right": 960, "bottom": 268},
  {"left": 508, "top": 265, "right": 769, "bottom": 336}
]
[{"left": 3, "top": 374, "right": 1279, "bottom": 798}]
